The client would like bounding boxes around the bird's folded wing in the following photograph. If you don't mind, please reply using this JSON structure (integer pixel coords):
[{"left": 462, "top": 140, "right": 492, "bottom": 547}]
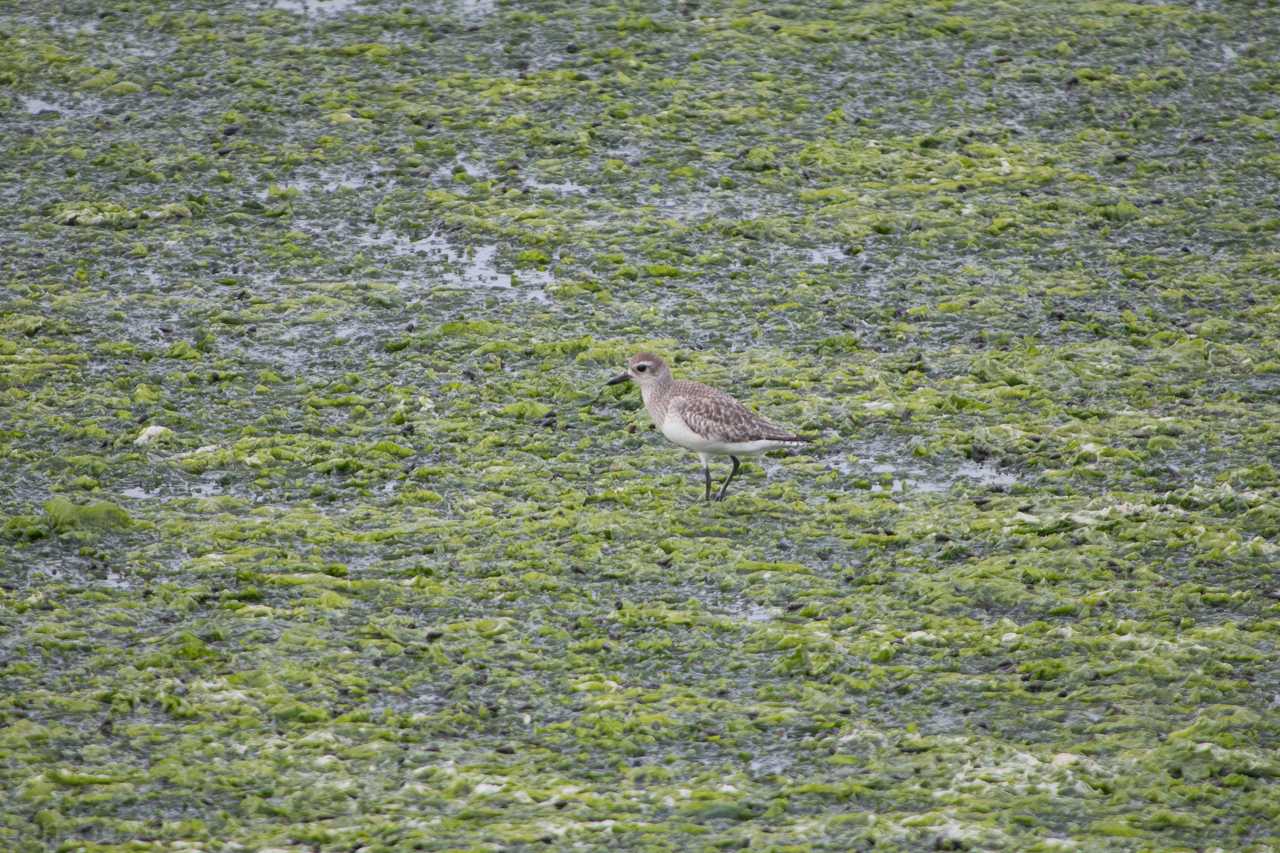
[{"left": 677, "top": 395, "right": 793, "bottom": 442}]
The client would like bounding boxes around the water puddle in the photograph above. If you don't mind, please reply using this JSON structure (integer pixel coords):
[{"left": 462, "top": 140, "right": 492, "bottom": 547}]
[
  {"left": 121, "top": 478, "right": 224, "bottom": 502},
  {"left": 954, "top": 459, "right": 1019, "bottom": 488},
  {"left": 432, "top": 156, "right": 492, "bottom": 185},
  {"left": 192, "top": 479, "right": 224, "bottom": 497},
  {"left": 21, "top": 96, "right": 66, "bottom": 115},
  {"left": 749, "top": 752, "right": 795, "bottom": 777},
  {"left": 459, "top": 0, "right": 497, "bottom": 18},
  {"left": 274, "top": 0, "right": 364, "bottom": 17},
  {"left": 449, "top": 244, "right": 553, "bottom": 301},
  {"left": 55, "top": 18, "right": 99, "bottom": 35},
  {"left": 317, "top": 167, "right": 375, "bottom": 193},
  {"left": 640, "top": 195, "right": 723, "bottom": 222},
  {"left": 17, "top": 93, "right": 104, "bottom": 119},
  {"left": 866, "top": 461, "right": 945, "bottom": 495},
  {"left": 100, "top": 569, "right": 133, "bottom": 590},
  {"left": 524, "top": 178, "right": 590, "bottom": 197},
  {"left": 808, "top": 246, "right": 846, "bottom": 265},
  {"left": 839, "top": 448, "right": 1019, "bottom": 495},
  {"left": 725, "top": 603, "right": 776, "bottom": 624},
  {"left": 351, "top": 230, "right": 553, "bottom": 302},
  {"left": 351, "top": 227, "right": 439, "bottom": 258}
]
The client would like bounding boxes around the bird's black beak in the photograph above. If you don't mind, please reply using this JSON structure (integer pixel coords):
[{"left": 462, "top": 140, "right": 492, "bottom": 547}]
[{"left": 606, "top": 372, "right": 630, "bottom": 386}]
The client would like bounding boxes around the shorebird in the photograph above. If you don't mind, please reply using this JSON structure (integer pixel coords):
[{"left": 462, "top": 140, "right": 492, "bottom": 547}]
[{"left": 606, "top": 352, "right": 811, "bottom": 501}]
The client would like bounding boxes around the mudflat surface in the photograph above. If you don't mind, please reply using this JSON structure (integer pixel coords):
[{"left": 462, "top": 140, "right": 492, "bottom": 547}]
[{"left": 2, "top": 1, "right": 1278, "bottom": 849}]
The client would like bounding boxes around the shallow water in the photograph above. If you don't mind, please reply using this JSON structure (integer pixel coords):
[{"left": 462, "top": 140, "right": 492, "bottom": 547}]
[{"left": 2, "top": 0, "right": 1278, "bottom": 850}]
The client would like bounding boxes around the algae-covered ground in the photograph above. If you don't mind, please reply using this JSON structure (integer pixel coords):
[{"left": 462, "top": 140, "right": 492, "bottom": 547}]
[{"left": 3, "top": 0, "right": 1279, "bottom": 849}]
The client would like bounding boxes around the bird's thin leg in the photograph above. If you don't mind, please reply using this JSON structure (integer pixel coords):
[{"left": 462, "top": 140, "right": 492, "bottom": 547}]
[
  {"left": 716, "top": 456, "right": 741, "bottom": 502},
  {"left": 700, "top": 453, "right": 712, "bottom": 502}
]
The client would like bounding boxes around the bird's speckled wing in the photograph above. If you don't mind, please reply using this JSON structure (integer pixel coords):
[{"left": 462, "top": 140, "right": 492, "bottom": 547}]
[{"left": 670, "top": 382, "right": 804, "bottom": 443}]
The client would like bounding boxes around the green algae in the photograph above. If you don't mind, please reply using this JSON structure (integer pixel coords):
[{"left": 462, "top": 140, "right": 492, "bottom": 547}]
[
  {"left": 52, "top": 201, "right": 193, "bottom": 227},
  {"left": 2, "top": 0, "right": 1279, "bottom": 850},
  {"left": 42, "top": 498, "right": 132, "bottom": 533}
]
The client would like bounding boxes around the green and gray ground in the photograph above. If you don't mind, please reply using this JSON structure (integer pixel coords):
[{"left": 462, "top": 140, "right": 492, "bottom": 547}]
[{"left": 2, "top": 0, "right": 1279, "bottom": 849}]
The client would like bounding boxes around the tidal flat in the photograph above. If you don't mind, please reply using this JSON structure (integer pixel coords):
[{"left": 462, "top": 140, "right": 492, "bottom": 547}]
[{"left": 2, "top": 0, "right": 1278, "bottom": 850}]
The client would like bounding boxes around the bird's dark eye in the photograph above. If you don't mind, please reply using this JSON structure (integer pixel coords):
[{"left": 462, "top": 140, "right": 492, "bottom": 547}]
[{"left": 635, "top": 364, "right": 647, "bottom": 373}]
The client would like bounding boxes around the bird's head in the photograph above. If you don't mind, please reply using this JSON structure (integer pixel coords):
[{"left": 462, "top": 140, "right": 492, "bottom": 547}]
[{"left": 606, "top": 352, "right": 670, "bottom": 390}]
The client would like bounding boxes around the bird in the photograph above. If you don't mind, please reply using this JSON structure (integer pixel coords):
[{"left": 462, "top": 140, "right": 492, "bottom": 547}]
[{"left": 606, "top": 352, "right": 811, "bottom": 501}]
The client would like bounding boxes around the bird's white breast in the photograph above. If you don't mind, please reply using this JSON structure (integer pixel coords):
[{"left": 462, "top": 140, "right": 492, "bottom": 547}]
[{"left": 660, "top": 410, "right": 712, "bottom": 451}]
